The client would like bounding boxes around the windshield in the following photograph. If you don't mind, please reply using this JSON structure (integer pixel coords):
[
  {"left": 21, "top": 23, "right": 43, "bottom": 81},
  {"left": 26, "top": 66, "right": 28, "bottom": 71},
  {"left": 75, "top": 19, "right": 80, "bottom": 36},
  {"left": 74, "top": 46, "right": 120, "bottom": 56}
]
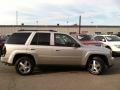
[
  {"left": 77, "top": 35, "right": 94, "bottom": 41},
  {"left": 105, "top": 36, "right": 120, "bottom": 41}
]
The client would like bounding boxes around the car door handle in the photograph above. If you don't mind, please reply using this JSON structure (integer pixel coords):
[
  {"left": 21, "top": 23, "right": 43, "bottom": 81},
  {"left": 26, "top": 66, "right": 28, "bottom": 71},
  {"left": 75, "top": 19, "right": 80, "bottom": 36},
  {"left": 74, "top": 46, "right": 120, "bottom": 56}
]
[
  {"left": 56, "top": 50, "right": 60, "bottom": 51},
  {"left": 30, "top": 49, "right": 36, "bottom": 50}
]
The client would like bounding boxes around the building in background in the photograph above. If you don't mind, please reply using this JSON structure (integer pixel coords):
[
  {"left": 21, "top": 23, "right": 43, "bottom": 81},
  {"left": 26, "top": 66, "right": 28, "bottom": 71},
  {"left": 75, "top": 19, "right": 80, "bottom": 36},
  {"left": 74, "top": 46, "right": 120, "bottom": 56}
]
[{"left": 0, "top": 25, "right": 120, "bottom": 36}]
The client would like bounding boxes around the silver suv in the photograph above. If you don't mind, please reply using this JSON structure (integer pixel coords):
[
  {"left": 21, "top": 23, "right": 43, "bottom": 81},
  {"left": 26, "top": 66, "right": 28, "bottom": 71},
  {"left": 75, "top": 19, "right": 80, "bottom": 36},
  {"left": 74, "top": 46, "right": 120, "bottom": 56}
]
[{"left": 1, "top": 30, "right": 113, "bottom": 75}]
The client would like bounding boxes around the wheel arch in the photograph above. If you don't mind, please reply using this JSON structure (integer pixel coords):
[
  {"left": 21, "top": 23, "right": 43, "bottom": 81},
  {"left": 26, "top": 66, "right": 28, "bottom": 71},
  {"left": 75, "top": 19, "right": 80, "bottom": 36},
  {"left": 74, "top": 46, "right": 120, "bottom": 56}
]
[
  {"left": 86, "top": 54, "right": 109, "bottom": 68},
  {"left": 13, "top": 54, "right": 36, "bottom": 65},
  {"left": 105, "top": 46, "right": 111, "bottom": 49}
]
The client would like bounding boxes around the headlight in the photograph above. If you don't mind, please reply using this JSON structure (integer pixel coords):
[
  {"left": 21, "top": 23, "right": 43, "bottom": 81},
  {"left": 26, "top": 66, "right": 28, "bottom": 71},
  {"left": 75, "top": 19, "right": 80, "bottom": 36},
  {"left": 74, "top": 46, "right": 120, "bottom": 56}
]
[{"left": 114, "top": 45, "right": 120, "bottom": 48}]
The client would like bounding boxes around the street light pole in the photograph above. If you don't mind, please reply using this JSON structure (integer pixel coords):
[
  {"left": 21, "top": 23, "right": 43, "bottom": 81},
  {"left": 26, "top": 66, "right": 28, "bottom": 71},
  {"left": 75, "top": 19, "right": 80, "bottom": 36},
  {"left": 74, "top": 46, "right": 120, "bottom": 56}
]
[
  {"left": 79, "top": 15, "right": 81, "bottom": 34},
  {"left": 16, "top": 11, "right": 18, "bottom": 25}
]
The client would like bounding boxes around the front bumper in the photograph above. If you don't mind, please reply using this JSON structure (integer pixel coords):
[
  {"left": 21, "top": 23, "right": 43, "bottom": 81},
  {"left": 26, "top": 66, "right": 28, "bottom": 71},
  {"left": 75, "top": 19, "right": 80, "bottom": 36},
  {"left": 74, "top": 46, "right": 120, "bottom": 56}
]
[
  {"left": 107, "top": 55, "right": 114, "bottom": 67},
  {"left": 112, "top": 51, "right": 120, "bottom": 57}
]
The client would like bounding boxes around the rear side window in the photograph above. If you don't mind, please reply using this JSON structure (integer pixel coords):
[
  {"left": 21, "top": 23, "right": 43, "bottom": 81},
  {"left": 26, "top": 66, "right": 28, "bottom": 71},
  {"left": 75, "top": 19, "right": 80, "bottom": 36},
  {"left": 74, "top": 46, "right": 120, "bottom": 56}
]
[
  {"left": 6, "top": 33, "right": 30, "bottom": 44},
  {"left": 31, "top": 33, "right": 50, "bottom": 45}
]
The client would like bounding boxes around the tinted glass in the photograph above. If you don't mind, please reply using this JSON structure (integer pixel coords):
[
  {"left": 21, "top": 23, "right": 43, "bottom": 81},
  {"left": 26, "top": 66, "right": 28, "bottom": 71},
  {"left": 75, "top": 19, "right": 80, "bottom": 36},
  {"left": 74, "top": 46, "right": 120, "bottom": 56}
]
[
  {"left": 6, "top": 33, "right": 30, "bottom": 44},
  {"left": 31, "top": 33, "right": 50, "bottom": 45},
  {"left": 55, "top": 34, "right": 77, "bottom": 47},
  {"left": 78, "top": 35, "right": 93, "bottom": 41},
  {"left": 105, "top": 36, "right": 120, "bottom": 41},
  {"left": 94, "top": 36, "right": 104, "bottom": 41}
]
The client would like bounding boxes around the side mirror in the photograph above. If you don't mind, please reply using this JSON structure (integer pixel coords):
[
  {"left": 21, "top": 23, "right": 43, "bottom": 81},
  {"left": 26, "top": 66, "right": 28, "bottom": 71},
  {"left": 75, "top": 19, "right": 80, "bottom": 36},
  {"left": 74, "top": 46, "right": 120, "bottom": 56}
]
[{"left": 74, "top": 43, "right": 80, "bottom": 48}]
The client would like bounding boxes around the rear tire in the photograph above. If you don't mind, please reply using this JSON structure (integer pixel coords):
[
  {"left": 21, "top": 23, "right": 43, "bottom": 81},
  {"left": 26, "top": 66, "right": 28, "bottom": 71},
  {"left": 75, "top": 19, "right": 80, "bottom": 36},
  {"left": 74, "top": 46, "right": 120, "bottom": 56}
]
[
  {"left": 15, "top": 57, "right": 34, "bottom": 75},
  {"left": 87, "top": 57, "right": 105, "bottom": 75}
]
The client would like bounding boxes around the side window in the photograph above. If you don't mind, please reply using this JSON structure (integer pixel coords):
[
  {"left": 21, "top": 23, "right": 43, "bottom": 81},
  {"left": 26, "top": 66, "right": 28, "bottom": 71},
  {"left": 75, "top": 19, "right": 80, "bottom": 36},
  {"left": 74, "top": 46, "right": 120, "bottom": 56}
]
[
  {"left": 31, "top": 33, "right": 50, "bottom": 45},
  {"left": 54, "top": 34, "right": 77, "bottom": 47},
  {"left": 94, "top": 36, "right": 105, "bottom": 41},
  {"left": 6, "top": 33, "right": 30, "bottom": 44}
]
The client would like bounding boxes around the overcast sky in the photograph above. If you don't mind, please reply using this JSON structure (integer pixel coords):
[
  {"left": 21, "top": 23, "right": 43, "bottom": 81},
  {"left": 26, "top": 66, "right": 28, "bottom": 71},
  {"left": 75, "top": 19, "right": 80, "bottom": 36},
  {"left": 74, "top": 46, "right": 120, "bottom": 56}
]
[{"left": 0, "top": 0, "right": 120, "bottom": 25}]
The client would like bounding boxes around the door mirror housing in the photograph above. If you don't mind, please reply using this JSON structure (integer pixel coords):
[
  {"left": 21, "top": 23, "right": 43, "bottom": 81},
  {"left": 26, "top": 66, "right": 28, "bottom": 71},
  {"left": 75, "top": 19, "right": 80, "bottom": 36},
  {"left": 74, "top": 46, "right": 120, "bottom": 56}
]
[{"left": 74, "top": 43, "right": 80, "bottom": 48}]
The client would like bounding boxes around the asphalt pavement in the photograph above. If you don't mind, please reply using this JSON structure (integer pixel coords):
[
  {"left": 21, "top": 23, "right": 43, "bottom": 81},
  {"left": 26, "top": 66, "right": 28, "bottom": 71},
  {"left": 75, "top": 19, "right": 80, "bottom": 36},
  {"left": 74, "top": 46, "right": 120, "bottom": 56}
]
[{"left": 0, "top": 57, "right": 120, "bottom": 90}]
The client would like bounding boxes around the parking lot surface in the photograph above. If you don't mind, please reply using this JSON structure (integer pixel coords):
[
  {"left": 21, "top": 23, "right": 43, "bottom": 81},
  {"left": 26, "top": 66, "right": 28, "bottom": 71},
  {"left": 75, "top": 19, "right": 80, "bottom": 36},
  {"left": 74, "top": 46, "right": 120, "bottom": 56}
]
[{"left": 0, "top": 58, "right": 120, "bottom": 90}]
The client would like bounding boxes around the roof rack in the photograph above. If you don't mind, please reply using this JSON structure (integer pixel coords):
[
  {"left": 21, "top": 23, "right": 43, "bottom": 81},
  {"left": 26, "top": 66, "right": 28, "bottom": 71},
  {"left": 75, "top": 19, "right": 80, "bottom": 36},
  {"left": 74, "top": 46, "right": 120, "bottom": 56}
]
[{"left": 18, "top": 29, "right": 57, "bottom": 32}]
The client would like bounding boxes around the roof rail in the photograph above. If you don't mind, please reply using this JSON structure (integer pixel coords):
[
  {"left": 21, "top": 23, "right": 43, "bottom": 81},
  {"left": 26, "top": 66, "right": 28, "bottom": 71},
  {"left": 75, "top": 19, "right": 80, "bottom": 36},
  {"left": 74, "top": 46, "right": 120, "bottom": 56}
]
[{"left": 18, "top": 29, "right": 57, "bottom": 32}]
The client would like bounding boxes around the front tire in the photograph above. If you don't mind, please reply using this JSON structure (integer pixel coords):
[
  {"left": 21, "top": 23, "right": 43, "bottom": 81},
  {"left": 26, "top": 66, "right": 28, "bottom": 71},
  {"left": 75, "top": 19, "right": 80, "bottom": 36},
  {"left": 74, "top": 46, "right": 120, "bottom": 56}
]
[
  {"left": 87, "top": 57, "right": 105, "bottom": 75},
  {"left": 15, "top": 57, "right": 34, "bottom": 75}
]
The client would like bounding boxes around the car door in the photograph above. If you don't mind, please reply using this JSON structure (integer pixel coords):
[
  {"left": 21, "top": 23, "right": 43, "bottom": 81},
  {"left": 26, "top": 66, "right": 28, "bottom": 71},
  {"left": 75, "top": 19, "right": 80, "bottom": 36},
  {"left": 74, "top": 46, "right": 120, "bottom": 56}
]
[
  {"left": 51, "top": 33, "right": 82, "bottom": 65},
  {"left": 29, "top": 32, "right": 54, "bottom": 64}
]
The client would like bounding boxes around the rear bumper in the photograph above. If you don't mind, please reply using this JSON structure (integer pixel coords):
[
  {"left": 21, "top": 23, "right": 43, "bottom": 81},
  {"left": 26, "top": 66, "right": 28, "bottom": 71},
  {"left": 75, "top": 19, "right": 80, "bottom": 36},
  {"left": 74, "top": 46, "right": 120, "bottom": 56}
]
[
  {"left": 1, "top": 57, "right": 7, "bottom": 62},
  {"left": 0, "top": 57, "right": 12, "bottom": 65}
]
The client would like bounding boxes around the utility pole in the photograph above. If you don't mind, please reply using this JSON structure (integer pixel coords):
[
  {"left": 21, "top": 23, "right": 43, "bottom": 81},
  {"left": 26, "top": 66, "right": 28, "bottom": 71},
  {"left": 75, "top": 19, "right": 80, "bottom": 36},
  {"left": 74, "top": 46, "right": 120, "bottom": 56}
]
[
  {"left": 16, "top": 11, "right": 18, "bottom": 25},
  {"left": 36, "top": 21, "right": 39, "bottom": 25},
  {"left": 79, "top": 15, "right": 81, "bottom": 34}
]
